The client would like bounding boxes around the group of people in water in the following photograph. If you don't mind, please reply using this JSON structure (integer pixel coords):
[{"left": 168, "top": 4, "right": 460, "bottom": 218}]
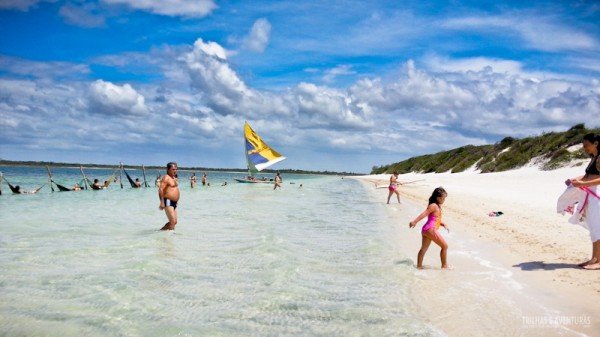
[
  {"left": 155, "top": 164, "right": 287, "bottom": 231},
  {"left": 389, "top": 132, "right": 600, "bottom": 271},
  {"left": 188, "top": 172, "right": 209, "bottom": 188}
]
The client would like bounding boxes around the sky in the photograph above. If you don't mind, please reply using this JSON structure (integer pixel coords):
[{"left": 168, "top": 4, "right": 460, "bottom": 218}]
[{"left": 0, "top": 0, "right": 599, "bottom": 173}]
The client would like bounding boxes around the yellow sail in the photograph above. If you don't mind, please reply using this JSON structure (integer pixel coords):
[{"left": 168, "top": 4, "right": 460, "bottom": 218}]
[{"left": 244, "top": 122, "right": 286, "bottom": 173}]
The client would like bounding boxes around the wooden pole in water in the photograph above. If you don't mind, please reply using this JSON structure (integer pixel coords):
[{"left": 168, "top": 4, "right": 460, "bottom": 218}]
[
  {"left": 0, "top": 172, "right": 3, "bottom": 195},
  {"left": 79, "top": 165, "right": 89, "bottom": 190},
  {"left": 119, "top": 162, "right": 124, "bottom": 189},
  {"left": 46, "top": 165, "right": 55, "bottom": 192},
  {"left": 142, "top": 165, "right": 149, "bottom": 188}
]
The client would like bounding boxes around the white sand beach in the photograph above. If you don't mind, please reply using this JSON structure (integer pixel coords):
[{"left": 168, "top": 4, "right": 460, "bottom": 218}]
[{"left": 353, "top": 163, "right": 599, "bottom": 337}]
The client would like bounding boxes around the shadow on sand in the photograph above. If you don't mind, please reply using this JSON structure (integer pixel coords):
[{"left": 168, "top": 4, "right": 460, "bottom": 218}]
[{"left": 513, "top": 261, "right": 580, "bottom": 271}]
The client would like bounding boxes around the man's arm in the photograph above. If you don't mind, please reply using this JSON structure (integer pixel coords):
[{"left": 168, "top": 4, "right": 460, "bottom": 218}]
[{"left": 158, "top": 178, "right": 167, "bottom": 206}]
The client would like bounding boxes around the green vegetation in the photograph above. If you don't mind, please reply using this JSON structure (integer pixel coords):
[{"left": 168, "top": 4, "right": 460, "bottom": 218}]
[{"left": 371, "top": 124, "right": 600, "bottom": 174}]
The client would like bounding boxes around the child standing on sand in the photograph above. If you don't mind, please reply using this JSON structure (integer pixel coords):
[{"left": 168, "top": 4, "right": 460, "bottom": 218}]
[{"left": 409, "top": 187, "right": 450, "bottom": 269}]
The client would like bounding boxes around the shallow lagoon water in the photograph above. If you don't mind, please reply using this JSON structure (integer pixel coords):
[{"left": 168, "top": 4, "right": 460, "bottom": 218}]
[{"left": 0, "top": 167, "right": 437, "bottom": 337}]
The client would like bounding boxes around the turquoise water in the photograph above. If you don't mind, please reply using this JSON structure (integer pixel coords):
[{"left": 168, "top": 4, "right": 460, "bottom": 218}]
[{"left": 0, "top": 167, "right": 436, "bottom": 337}]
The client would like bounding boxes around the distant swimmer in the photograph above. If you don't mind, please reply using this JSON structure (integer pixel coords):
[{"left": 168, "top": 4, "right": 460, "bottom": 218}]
[
  {"left": 190, "top": 172, "right": 197, "bottom": 188},
  {"left": 72, "top": 183, "right": 81, "bottom": 191},
  {"left": 13, "top": 185, "right": 45, "bottom": 194},
  {"left": 4, "top": 176, "right": 44, "bottom": 194},
  {"left": 386, "top": 171, "right": 401, "bottom": 204},
  {"left": 91, "top": 179, "right": 104, "bottom": 190},
  {"left": 409, "top": 187, "right": 450, "bottom": 269},
  {"left": 159, "top": 162, "right": 180, "bottom": 231},
  {"left": 202, "top": 172, "right": 207, "bottom": 186},
  {"left": 273, "top": 172, "right": 282, "bottom": 190},
  {"left": 134, "top": 178, "right": 141, "bottom": 188}
]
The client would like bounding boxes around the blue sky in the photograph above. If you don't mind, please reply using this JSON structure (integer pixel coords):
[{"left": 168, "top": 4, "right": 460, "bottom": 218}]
[{"left": 1, "top": 0, "right": 599, "bottom": 173}]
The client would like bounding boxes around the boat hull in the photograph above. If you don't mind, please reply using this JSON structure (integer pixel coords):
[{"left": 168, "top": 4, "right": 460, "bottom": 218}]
[{"left": 233, "top": 178, "right": 273, "bottom": 184}]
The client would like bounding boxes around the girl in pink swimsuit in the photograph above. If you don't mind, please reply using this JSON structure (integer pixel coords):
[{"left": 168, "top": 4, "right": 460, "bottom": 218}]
[{"left": 409, "top": 187, "right": 450, "bottom": 269}]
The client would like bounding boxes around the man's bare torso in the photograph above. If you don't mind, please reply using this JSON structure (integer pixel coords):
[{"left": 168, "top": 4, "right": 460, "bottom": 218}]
[{"left": 162, "top": 175, "right": 180, "bottom": 202}]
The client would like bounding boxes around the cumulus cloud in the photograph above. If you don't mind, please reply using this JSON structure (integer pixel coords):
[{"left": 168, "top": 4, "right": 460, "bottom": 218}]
[
  {"left": 340, "top": 59, "right": 600, "bottom": 145},
  {"left": 292, "top": 82, "right": 373, "bottom": 129},
  {"left": 179, "top": 39, "right": 374, "bottom": 130},
  {"left": 180, "top": 38, "right": 253, "bottom": 115},
  {"left": 102, "top": 0, "right": 217, "bottom": 18},
  {"left": 422, "top": 54, "right": 523, "bottom": 74},
  {"left": 243, "top": 18, "right": 272, "bottom": 53},
  {"left": 88, "top": 80, "right": 149, "bottom": 116},
  {"left": 1, "top": 36, "right": 599, "bottom": 171},
  {"left": 178, "top": 38, "right": 599, "bottom": 152},
  {"left": 371, "top": 60, "right": 478, "bottom": 113}
]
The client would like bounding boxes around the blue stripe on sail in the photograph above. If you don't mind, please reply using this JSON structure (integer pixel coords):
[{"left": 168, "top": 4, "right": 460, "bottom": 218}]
[
  {"left": 246, "top": 140, "right": 269, "bottom": 165},
  {"left": 249, "top": 152, "right": 269, "bottom": 165}
]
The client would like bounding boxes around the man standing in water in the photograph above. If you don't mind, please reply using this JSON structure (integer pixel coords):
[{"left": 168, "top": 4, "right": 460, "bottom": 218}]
[{"left": 159, "top": 162, "right": 180, "bottom": 230}]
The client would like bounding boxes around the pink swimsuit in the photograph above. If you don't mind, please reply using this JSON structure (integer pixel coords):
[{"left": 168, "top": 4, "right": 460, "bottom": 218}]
[{"left": 421, "top": 208, "right": 442, "bottom": 234}]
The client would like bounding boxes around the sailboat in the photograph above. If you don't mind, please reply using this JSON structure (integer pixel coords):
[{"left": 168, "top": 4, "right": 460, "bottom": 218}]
[{"left": 234, "top": 122, "right": 286, "bottom": 183}]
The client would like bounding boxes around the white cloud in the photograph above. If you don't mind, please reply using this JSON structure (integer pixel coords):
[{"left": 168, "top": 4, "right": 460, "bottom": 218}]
[
  {"left": 102, "top": 0, "right": 217, "bottom": 18},
  {"left": 181, "top": 40, "right": 374, "bottom": 130},
  {"left": 323, "top": 65, "right": 356, "bottom": 83},
  {"left": 168, "top": 112, "right": 216, "bottom": 133},
  {"left": 175, "top": 38, "right": 599, "bottom": 154},
  {"left": 59, "top": 3, "right": 106, "bottom": 28},
  {"left": 565, "top": 56, "right": 600, "bottom": 73},
  {"left": 0, "top": 0, "right": 54, "bottom": 11},
  {"left": 88, "top": 80, "right": 149, "bottom": 116},
  {"left": 441, "top": 14, "right": 599, "bottom": 52},
  {"left": 243, "top": 18, "right": 271, "bottom": 53},
  {"left": 422, "top": 54, "right": 523, "bottom": 74},
  {"left": 292, "top": 82, "right": 374, "bottom": 129},
  {"left": 1, "top": 36, "right": 599, "bottom": 171},
  {"left": 382, "top": 60, "right": 478, "bottom": 112},
  {"left": 0, "top": 56, "right": 90, "bottom": 79},
  {"left": 180, "top": 38, "right": 252, "bottom": 115}
]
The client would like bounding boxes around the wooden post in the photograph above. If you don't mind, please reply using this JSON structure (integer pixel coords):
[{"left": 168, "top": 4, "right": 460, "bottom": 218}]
[
  {"left": 142, "top": 165, "right": 149, "bottom": 187},
  {"left": 119, "top": 162, "right": 124, "bottom": 189},
  {"left": 79, "top": 165, "right": 89, "bottom": 190},
  {"left": 46, "top": 165, "right": 55, "bottom": 192}
]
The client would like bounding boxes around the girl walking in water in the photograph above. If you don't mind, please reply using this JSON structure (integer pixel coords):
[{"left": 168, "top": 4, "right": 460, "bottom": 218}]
[{"left": 409, "top": 187, "right": 450, "bottom": 269}]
